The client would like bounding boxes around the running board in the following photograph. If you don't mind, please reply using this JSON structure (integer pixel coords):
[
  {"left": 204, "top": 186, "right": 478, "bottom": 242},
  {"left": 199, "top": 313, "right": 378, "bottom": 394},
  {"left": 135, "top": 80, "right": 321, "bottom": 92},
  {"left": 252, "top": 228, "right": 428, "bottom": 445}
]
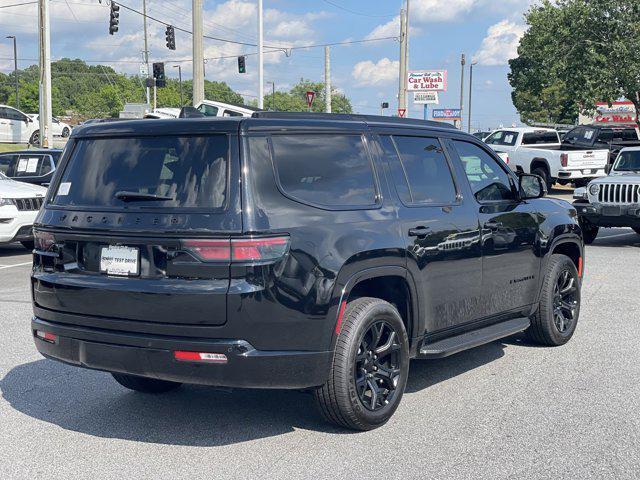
[{"left": 418, "top": 317, "right": 530, "bottom": 359}]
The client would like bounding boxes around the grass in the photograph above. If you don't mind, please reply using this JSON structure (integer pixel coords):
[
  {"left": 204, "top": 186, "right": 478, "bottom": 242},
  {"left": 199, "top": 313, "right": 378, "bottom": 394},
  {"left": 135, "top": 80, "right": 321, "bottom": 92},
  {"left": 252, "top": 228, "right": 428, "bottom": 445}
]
[{"left": 0, "top": 144, "right": 28, "bottom": 153}]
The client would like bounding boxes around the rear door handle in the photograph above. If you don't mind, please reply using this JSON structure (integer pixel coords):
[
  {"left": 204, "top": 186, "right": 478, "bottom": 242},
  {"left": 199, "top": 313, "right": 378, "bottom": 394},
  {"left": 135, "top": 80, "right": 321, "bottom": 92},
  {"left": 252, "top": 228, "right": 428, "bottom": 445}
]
[
  {"left": 484, "top": 221, "right": 503, "bottom": 230},
  {"left": 408, "top": 226, "right": 431, "bottom": 237}
]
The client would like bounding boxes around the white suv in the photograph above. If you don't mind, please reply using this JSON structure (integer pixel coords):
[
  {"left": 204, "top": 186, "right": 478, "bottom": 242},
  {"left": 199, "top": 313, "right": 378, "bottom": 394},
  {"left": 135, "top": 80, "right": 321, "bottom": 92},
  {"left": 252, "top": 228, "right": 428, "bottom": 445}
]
[
  {"left": 0, "top": 172, "right": 47, "bottom": 249},
  {"left": 0, "top": 105, "right": 39, "bottom": 144}
]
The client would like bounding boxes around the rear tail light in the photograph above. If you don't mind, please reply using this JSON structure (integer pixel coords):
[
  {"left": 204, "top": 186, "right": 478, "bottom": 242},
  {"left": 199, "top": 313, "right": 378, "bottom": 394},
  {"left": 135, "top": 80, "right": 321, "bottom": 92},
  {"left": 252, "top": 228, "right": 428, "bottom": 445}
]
[
  {"left": 182, "top": 236, "right": 290, "bottom": 263},
  {"left": 35, "top": 330, "right": 58, "bottom": 343},
  {"left": 560, "top": 153, "right": 569, "bottom": 167},
  {"left": 181, "top": 239, "right": 230, "bottom": 261},
  {"left": 174, "top": 351, "right": 228, "bottom": 363},
  {"left": 34, "top": 230, "right": 55, "bottom": 251},
  {"left": 505, "top": 155, "right": 510, "bottom": 164}
]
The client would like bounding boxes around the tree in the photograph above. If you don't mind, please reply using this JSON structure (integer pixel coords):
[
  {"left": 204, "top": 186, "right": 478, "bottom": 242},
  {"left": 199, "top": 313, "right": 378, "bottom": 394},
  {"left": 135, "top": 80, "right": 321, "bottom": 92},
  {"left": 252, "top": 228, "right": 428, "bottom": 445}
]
[
  {"left": 249, "top": 78, "right": 353, "bottom": 113},
  {"left": 509, "top": 0, "right": 640, "bottom": 127}
]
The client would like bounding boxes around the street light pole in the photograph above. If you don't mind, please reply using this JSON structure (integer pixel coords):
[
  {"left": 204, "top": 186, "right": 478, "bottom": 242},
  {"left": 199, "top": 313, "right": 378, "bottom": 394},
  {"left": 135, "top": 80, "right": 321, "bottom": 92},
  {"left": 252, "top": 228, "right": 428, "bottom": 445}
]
[
  {"left": 257, "top": 0, "right": 264, "bottom": 109},
  {"left": 6, "top": 36, "right": 19, "bottom": 110},
  {"left": 459, "top": 53, "right": 466, "bottom": 130},
  {"left": 267, "top": 81, "right": 275, "bottom": 111},
  {"left": 174, "top": 65, "right": 183, "bottom": 106},
  {"left": 468, "top": 60, "right": 477, "bottom": 133}
]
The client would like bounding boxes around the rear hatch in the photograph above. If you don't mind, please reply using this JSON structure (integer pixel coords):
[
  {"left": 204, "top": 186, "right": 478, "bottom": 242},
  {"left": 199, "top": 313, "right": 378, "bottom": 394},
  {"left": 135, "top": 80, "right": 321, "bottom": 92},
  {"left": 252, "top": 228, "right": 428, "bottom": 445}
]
[
  {"left": 566, "top": 149, "right": 608, "bottom": 169},
  {"left": 33, "top": 128, "right": 241, "bottom": 327}
]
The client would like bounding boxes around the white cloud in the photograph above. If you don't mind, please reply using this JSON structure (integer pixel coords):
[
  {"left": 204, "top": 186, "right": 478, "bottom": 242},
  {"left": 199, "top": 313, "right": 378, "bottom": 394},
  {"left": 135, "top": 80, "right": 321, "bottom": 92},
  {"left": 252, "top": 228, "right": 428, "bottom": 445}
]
[
  {"left": 352, "top": 58, "right": 399, "bottom": 86},
  {"left": 474, "top": 20, "right": 526, "bottom": 66}
]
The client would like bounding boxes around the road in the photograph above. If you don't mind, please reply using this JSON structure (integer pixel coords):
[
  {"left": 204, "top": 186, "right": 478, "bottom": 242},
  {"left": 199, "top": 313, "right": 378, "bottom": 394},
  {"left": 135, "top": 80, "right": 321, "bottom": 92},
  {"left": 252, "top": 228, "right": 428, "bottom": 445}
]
[{"left": 1, "top": 229, "right": 639, "bottom": 479}]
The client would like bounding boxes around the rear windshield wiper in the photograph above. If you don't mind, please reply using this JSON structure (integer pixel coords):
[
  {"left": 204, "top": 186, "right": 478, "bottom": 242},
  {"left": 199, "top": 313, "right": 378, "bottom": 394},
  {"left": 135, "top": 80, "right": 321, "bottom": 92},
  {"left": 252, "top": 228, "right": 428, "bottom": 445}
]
[{"left": 115, "top": 191, "right": 175, "bottom": 202}]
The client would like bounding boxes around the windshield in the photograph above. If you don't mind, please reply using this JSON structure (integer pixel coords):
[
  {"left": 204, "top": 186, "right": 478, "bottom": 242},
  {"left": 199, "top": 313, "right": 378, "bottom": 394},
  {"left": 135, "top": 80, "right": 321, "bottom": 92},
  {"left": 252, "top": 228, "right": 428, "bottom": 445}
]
[
  {"left": 51, "top": 135, "right": 229, "bottom": 209},
  {"left": 613, "top": 150, "right": 640, "bottom": 172}
]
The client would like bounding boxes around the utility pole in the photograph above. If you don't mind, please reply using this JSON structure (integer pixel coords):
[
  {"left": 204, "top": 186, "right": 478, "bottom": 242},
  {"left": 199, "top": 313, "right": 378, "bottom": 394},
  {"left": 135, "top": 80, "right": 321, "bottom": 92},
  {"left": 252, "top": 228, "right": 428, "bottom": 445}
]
[
  {"left": 192, "top": 0, "right": 204, "bottom": 106},
  {"left": 324, "top": 46, "right": 331, "bottom": 113},
  {"left": 37, "top": 0, "right": 52, "bottom": 148},
  {"left": 405, "top": 0, "right": 410, "bottom": 117},
  {"left": 174, "top": 65, "right": 183, "bottom": 106},
  {"left": 257, "top": 0, "right": 264, "bottom": 109},
  {"left": 142, "top": 0, "right": 150, "bottom": 107},
  {"left": 459, "top": 53, "right": 466, "bottom": 130},
  {"left": 468, "top": 60, "right": 477, "bottom": 133},
  {"left": 397, "top": 7, "right": 408, "bottom": 116},
  {"left": 6, "top": 36, "right": 19, "bottom": 109}
]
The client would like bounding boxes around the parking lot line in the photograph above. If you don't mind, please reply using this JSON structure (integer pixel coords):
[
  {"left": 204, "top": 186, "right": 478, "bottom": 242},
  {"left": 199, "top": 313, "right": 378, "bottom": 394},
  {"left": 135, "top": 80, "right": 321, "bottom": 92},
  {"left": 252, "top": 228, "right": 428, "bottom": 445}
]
[{"left": 0, "top": 261, "right": 32, "bottom": 270}]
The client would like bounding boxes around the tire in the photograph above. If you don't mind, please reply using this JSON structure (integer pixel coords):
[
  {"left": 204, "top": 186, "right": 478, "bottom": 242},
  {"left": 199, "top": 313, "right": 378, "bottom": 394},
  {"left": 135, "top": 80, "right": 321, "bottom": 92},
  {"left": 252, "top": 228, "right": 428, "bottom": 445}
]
[
  {"left": 314, "top": 297, "right": 410, "bottom": 431},
  {"left": 580, "top": 219, "right": 599, "bottom": 245},
  {"left": 526, "top": 254, "right": 580, "bottom": 346},
  {"left": 61, "top": 127, "right": 70, "bottom": 138},
  {"left": 29, "top": 130, "right": 39, "bottom": 145},
  {"left": 111, "top": 373, "right": 182, "bottom": 393},
  {"left": 20, "top": 241, "right": 34, "bottom": 251},
  {"left": 532, "top": 167, "right": 552, "bottom": 191}
]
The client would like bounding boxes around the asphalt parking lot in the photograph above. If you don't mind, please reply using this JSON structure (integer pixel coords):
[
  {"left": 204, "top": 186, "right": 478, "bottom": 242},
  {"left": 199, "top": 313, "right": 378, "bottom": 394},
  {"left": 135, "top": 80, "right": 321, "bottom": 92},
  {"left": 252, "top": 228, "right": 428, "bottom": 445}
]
[{"left": 1, "top": 225, "right": 639, "bottom": 479}]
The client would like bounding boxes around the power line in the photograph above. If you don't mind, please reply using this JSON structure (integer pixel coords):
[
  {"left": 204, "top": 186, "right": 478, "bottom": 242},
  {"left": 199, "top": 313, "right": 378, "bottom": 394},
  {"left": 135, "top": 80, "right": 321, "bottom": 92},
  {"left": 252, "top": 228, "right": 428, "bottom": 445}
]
[
  {"left": 0, "top": 0, "right": 37, "bottom": 8},
  {"left": 321, "top": 0, "right": 397, "bottom": 18}
]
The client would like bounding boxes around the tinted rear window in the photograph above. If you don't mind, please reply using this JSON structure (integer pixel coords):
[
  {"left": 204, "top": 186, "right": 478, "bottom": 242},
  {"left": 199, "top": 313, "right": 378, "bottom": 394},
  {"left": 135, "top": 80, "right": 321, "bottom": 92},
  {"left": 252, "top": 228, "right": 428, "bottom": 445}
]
[
  {"left": 51, "top": 135, "right": 228, "bottom": 209},
  {"left": 270, "top": 134, "right": 377, "bottom": 208},
  {"left": 522, "top": 131, "right": 559, "bottom": 144}
]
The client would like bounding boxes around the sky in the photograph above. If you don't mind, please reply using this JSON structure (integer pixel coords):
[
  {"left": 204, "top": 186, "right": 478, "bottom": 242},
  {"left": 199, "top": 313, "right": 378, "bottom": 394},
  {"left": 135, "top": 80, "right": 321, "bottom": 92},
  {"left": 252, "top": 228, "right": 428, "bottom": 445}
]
[{"left": 0, "top": 0, "right": 536, "bottom": 130}]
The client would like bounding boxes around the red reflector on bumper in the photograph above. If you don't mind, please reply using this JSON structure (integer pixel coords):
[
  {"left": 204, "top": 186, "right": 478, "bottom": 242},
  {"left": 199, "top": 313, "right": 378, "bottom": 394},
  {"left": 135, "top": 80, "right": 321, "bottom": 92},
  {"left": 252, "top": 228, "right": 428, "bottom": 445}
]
[
  {"left": 174, "top": 351, "right": 228, "bottom": 363},
  {"left": 35, "top": 330, "right": 58, "bottom": 343}
]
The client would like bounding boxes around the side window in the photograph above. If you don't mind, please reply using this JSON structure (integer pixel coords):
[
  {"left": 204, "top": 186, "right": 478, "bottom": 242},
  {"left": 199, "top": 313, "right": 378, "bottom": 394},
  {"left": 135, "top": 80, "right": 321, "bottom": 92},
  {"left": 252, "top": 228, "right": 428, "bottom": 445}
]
[
  {"left": 197, "top": 104, "right": 219, "bottom": 117},
  {"left": 270, "top": 134, "right": 377, "bottom": 207},
  {"left": 386, "top": 135, "right": 457, "bottom": 205},
  {"left": 222, "top": 109, "right": 242, "bottom": 117},
  {"left": 14, "top": 155, "right": 44, "bottom": 177},
  {"left": 452, "top": 140, "right": 516, "bottom": 202},
  {"left": 484, "top": 131, "right": 504, "bottom": 145},
  {"left": 0, "top": 154, "right": 16, "bottom": 174},
  {"left": 0, "top": 108, "right": 9, "bottom": 120},
  {"left": 564, "top": 127, "right": 584, "bottom": 144},
  {"left": 4, "top": 108, "right": 25, "bottom": 121},
  {"left": 39, "top": 155, "right": 53, "bottom": 175}
]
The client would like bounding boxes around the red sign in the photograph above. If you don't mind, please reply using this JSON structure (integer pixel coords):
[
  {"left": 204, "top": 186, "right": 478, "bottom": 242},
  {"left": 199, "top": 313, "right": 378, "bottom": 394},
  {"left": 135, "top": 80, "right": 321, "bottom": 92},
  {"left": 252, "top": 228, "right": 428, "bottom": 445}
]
[
  {"left": 305, "top": 91, "right": 315, "bottom": 108},
  {"left": 398, "top": 108, "right": 406, "bottom": 118},
  {"left": 593, "top": 101, "right": 636, "bottom": 124}
]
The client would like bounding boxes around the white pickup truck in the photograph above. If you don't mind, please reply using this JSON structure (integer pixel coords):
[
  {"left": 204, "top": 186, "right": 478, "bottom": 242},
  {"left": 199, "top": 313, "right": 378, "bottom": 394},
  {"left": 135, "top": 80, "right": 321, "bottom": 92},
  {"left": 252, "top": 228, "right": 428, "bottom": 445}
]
[{"left": 484, "top": 127, "right": 609, "bottom": 188}]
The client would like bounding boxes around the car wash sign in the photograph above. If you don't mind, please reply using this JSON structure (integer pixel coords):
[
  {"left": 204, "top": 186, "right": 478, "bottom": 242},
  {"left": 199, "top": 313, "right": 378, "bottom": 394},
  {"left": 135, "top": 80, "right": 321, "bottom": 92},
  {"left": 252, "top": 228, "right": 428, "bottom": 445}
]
[
  {"left": 407, "top": 70, "right": 447, "bottom": 92},
  {"left": 593, "top": 101, "right": 636, "bottom": 124}
]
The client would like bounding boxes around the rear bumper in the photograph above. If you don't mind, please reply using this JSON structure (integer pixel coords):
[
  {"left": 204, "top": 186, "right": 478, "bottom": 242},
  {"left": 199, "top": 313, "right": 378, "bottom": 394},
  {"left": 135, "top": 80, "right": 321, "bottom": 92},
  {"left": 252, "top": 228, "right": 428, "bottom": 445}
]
[
  {"left": 574, "top": 202, "right": 640, "bottom": 228},
  {"left": 32, "top": 316, "right": 332, "bottom": 389},
  {"left": 556, "top": 168, "right": 606, "bottom": 180}
]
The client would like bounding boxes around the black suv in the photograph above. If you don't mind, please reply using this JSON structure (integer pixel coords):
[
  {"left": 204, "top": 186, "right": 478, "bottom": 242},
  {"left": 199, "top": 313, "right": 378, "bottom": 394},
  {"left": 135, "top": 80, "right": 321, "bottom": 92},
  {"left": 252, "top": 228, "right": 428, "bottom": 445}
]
[{"left": 31, "top": 113, "right": 584, "bottom": 430}]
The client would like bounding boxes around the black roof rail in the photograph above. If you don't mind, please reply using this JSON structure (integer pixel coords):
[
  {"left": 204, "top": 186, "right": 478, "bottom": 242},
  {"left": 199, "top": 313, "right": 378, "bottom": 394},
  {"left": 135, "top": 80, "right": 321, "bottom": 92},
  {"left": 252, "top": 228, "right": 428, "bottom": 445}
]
[{"left": 250, "top": 111, "right": 457, "bottom": 129}]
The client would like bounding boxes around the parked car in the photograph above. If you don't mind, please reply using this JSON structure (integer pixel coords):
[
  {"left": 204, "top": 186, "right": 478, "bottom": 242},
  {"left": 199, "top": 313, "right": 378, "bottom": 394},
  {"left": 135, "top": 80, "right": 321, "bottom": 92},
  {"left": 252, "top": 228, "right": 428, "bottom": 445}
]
[
  {"left": 27, "top": 114, "right": 72, "bottom": 138},
  {"left": 563, "top": 124, "right": 640, "bottom": 166},
  {"left": 0, "top": 149, "right": 62, "bottom": 186},
  {"left": 0, "top": 171, "right": 47, "bottom": 249},
  {"left": 0, "top": 104, "right": 39, "bottom": 144},
  {"left": 485, "top": 127, "right": 609, "bottom": 188},
  {"left": 31, "top": 113, "right": 584, "bottom": 431},
  {"left": 143, "top": 108, "right": 181, "bottom": 119},
  {"left": 573, "top": 146, "right": 640, "bottom": 243},
  {"left": 194, "top": 99, "right": 259, "bottom": 118}
]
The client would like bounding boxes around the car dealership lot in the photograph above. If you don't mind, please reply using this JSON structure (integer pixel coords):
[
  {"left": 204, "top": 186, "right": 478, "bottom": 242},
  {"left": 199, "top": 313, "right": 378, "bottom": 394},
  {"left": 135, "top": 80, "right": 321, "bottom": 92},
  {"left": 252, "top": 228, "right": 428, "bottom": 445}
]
[{"left": 1, "top": 229, "right": 639, "bottom": 479}]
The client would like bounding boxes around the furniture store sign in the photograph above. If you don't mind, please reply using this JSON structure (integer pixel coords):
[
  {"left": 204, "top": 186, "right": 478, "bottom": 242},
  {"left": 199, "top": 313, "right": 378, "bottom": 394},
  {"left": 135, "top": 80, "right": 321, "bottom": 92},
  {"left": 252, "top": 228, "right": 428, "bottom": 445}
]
[{"left": 407, "top": 70, "right": 447, "bottom": 92}]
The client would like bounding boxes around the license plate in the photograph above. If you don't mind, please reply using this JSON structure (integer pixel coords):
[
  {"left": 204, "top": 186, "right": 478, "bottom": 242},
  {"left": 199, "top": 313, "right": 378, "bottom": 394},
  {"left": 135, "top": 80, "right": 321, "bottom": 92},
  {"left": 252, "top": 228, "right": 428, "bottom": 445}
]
[
  {"left": 602, "top": 206, "right": 621, "bottom": 216},
  {"left": 100, "top": 246, "right": 139, "bottom": 276}
]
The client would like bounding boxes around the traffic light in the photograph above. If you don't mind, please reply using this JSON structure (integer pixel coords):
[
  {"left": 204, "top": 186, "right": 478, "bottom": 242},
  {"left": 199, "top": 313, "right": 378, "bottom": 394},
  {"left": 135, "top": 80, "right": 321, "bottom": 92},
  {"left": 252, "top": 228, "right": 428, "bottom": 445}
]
[
  {"left": 165, "top": 25, "right": 175, "bottom": 50},
  {"left": 109, "top": 2, "right": 120, "bottom": 35},
  {"left": 153, "top": 62, "right": 166, "bottom": 88},
  {"left": 237, "top": 56, "right": 246, "bottom": 74}
]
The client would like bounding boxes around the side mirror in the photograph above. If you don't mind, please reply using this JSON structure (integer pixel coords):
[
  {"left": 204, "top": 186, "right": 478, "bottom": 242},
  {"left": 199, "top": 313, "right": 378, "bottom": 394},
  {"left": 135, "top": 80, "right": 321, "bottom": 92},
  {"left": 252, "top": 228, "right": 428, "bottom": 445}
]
[
  {"left": 605, "top": 164, "right": 612, "bottom": 174},
  {"left": 519, "top": 173, "right": 546, "bottom": 200}
]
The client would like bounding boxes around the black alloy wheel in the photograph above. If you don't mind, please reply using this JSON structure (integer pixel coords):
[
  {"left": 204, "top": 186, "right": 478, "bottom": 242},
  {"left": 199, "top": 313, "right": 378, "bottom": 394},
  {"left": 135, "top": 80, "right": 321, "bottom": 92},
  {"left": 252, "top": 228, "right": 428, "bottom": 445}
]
[
  {"left": 354, "top": 321, "right": 402, "bottom": 411},
  {"left": 552, "top": 269, "right": 578, "bottom": 335},
  {"left": 526, "top": 254, "right": 580, "bottom": 346}
]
